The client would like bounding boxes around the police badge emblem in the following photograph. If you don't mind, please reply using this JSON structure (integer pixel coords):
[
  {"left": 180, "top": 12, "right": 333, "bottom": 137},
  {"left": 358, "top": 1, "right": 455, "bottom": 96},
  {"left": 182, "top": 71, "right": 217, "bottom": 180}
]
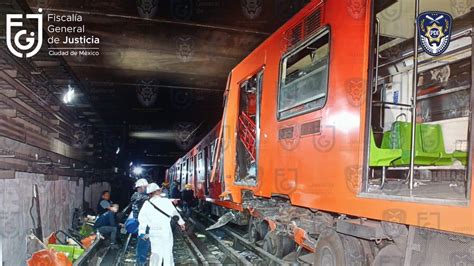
[{"left": 417, "top": 11, "right": 453, "bottom": 56}]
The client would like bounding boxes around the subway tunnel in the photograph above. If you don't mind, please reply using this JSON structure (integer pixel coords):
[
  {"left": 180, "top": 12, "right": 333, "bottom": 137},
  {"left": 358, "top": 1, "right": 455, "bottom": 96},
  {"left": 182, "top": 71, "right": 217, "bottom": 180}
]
[
  {"left": 0, "top": 0, "right": 307, "bottom": 264},
  {"left": 1, "top": 0, "right": 474, "bottom": 265}
]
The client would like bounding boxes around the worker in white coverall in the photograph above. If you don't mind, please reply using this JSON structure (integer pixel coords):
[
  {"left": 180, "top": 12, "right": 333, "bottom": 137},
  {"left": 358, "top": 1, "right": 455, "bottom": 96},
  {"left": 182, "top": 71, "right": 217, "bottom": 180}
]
[{"left": 138, "top": 183, "right": 185, "bottom": 266}]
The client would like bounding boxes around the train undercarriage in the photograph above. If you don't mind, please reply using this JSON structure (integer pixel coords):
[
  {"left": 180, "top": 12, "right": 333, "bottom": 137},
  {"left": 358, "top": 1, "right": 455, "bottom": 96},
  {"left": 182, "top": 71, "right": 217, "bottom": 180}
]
[{"left": 205, "top": 195, "right": 474, "bottom": 265}]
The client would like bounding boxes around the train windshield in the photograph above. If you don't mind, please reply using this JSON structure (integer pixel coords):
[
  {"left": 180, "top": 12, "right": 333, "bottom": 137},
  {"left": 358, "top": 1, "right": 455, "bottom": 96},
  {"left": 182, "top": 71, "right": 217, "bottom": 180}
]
[{"left": 363, "top": 0, "right": 473, "bottom": 203}]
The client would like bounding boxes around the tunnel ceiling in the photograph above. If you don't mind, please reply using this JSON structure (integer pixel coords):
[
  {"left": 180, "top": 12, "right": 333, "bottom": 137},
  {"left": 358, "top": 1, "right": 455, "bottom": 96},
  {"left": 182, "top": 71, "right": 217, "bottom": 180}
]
[{"left": 10, "top": 0, "right": 309, "bottom": 175}]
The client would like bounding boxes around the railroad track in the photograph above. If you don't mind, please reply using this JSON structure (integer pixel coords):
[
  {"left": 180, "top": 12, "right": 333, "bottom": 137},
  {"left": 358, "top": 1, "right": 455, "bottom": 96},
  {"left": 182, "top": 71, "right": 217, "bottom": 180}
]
[
  {"left": 111, "top": 211, "right": 297, "bottom": 265},
  {"left": 184, "top": 212, "right": 295, "bottom": 266}
]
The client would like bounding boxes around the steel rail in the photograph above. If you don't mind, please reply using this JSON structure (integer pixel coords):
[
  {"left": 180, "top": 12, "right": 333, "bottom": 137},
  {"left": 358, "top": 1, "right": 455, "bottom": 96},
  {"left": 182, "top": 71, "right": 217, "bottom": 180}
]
[
  {"left": 194, "top": 212, "right": 293, "bottom": 265},
  {"left": 181, "top": 232, "right": 209, "bottom": 265},
  {"left": 188, "top": 217, "right": 252, "bottom": 265}
]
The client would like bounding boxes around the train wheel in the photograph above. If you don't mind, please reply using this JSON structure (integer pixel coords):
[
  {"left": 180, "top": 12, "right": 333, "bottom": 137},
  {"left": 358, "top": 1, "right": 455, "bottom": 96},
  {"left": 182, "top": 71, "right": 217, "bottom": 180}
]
[
  {"left": 373, "top": 244, "right": 404, "bottom": 266},
  {"left": 263, "top": 231, "right": 295, "bottom": 258},
  {"left": 339, "top": 234, "right": 366, "bottom": 265},
  {"left": 314, "top": 231, "right": 366, "bottom": 266},
  {"left": 248, "top": 218, "right": 260, "bottom": 243},
  {"left": 248, "top": 218, "right": 268, "bottom": 244}
]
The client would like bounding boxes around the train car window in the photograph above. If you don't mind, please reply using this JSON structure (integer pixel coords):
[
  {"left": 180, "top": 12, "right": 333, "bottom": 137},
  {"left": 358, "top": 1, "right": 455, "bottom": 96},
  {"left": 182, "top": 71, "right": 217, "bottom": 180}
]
[
  {"left": 191, "top": 156, "right": 196, "bottom": 183},
  {"left": 203, "top": 146, "right": 209, "bottom": 195},
  {"left": 181, "top": 160, "right": 188, "bottom": 188},
  {"left": 278, "top": 29, "right": 330, "bottom": 120},
  {"left": 176, "top": 165, "right": 181, "bottom": 182},
  {"left": 197, "top": 151, "right": 204, "bottom": 182},
  {"left": 203, "top": 146, "right": 209, "bottom": 174},
  {"left": 210, "top": 140, "right": 216, "bottom": 169},
  {"left": 186, "top": 157, "right": 194, "bottom": 184}
]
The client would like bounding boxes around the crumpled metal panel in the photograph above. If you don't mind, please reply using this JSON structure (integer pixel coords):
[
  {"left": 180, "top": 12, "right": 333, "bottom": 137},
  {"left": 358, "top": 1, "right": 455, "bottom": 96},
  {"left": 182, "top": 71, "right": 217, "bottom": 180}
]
[{"left": 0, "top": 173, "right": 110, "bottom": 265}]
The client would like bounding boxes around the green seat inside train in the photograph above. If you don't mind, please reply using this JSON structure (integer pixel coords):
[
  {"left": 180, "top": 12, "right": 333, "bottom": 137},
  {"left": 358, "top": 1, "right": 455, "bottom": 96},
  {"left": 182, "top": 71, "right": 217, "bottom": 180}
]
[
  {"left": 370, "top": 122, "right": 468, "bottom": 167},
  {"left": 453, "top": 150, "right": 468, "bottom": 165},
  {"left": 419, "top": 124, "right": 453, "bottom": 166},
  {"left": 369, "top": 129, "right": 402, "bottom": 167},
  {"left": 391, "top": 122, "right": 443, "bottom": 166}
]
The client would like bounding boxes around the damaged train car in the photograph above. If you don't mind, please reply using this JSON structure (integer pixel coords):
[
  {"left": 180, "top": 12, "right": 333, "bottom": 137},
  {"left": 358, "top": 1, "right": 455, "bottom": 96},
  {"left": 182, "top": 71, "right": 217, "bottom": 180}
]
[{"left": 167, "top": 0, "right": 474, "bottom": 264}]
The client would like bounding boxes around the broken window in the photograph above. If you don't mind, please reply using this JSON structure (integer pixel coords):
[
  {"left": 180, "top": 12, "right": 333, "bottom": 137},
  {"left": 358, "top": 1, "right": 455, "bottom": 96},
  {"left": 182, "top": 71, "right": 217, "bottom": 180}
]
[
  {"left": 235, "top": 70, "right": 264, "bottom": 185},
  {"left": 364, "top": 0, "right": 473, "bottom": 202},
  {"left": 278, "top": 29, "right": 329, "bottom": 119}
]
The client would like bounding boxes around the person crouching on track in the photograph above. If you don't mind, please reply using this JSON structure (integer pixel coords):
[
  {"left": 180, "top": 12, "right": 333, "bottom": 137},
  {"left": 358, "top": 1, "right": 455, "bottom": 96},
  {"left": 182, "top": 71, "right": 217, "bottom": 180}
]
[
  {"left": 94, "top": 203, "right": 120, "bottom": 248},
  {"left": 131, "top": 178, "right": 150, "bottom": 266},
  {"left": 138, "top": 183, "right": 185, "bottom": 266}
]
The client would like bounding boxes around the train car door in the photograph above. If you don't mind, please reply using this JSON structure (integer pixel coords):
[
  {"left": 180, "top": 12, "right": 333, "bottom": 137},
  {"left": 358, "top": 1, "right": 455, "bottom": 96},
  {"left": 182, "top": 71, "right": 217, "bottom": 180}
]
[
  {"left": 207, "top": 139, "right": 217, "bottom": 195},
  {"left": 235, "top": 69, "right": 264, "bottom": 185},
  {"left": 195, "top": 151, "right": 204, "bottom": 196},
  {"left": 181, "top": 160, "right": 187, "bottom": 190},
  {"left": 191, "top": 155, "right": 197, "bottom": 190}
]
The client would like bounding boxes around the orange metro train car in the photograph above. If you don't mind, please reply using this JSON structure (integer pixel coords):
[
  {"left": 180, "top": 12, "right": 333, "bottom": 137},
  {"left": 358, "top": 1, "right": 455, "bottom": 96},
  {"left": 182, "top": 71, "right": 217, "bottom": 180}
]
[{"left": 168, "top": 0, "right": 474, "bottom": 264}]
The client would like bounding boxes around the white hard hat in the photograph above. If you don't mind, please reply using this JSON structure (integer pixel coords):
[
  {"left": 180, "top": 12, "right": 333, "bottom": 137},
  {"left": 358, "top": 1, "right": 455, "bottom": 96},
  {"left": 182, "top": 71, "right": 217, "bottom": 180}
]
[
  {"left": 135, "top": 178, "right": 148, "bottom": 188},
  {"left": 146, "top": 183, "right": 160, "bottom": 194}
]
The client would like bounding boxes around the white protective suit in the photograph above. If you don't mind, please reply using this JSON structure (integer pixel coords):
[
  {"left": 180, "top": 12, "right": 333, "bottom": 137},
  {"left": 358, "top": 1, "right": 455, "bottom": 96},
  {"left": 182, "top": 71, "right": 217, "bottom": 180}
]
[{"left": 138, "top": 196, "right": 185, "bottom": 266}]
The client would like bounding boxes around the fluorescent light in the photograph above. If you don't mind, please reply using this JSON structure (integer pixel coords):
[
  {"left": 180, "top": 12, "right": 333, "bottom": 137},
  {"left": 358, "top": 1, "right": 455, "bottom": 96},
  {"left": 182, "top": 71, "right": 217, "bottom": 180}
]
[
  {"left": 133, "top": 166, "right": 143, "bottom": 175},
  {"left": 63, "top": 85, "right": 75, "bottom": 104}
]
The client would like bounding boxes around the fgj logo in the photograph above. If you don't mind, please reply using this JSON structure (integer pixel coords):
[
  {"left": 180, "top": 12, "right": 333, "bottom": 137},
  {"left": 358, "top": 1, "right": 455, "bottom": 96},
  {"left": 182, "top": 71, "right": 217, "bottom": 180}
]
[
  {"left": 417, "top": 11, "right": 453, "bottom": 56},
  {"left": 6, "top": 8, "right": 43, "bottom": 58}
]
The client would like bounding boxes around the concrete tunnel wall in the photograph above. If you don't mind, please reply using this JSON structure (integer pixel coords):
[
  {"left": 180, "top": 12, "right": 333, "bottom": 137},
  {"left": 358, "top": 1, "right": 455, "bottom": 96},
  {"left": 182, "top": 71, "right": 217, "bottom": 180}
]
[{"left": 0, "top": 172, "right": 110, "bottom": 265}]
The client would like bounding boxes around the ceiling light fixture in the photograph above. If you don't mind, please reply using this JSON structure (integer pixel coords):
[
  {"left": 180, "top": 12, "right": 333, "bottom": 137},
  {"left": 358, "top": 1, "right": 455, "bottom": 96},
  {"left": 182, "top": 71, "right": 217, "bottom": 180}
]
[
  {"left": 63, "top": 85, "right": 75, "bottom": 104},
  {"left": 132, "top": 166, "right": 143, "bottom": 176}
]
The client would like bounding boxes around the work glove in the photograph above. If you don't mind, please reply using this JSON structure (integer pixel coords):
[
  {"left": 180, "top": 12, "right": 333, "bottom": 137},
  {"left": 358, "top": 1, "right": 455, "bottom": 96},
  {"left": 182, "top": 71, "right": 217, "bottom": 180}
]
[{"left": 139, "top": 233, "right": 149, "bottom": 240}]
